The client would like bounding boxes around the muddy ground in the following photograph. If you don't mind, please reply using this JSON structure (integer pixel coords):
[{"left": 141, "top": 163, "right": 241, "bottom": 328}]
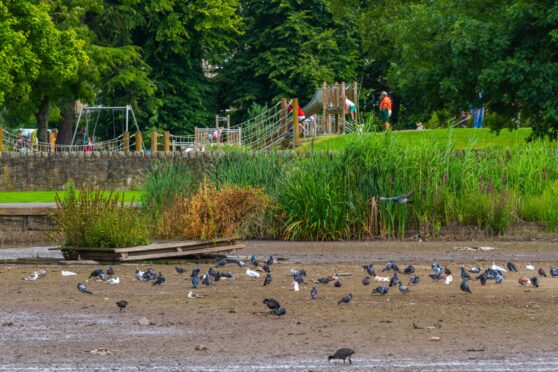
[{"left": 1, "top": 240, "right": 558, "bottom": 370}]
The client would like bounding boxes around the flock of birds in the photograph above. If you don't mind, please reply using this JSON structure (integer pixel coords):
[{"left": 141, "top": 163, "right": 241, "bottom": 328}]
[{"left": 21, "top": 254, "right": 558, "bottom": 364}]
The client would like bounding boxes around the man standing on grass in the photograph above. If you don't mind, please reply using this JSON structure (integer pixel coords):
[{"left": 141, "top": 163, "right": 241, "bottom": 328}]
[{"left": 379, "top": 91, "right": 392, "bottom": 130}]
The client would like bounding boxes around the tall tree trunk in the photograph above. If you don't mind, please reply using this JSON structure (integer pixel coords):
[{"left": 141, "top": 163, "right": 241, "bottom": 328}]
[
  {"left": 35, "top": 96, "right": 51, "bottom": 144},
  {"left": 57, "top": 99, "right": 75, "bottom": 145}
]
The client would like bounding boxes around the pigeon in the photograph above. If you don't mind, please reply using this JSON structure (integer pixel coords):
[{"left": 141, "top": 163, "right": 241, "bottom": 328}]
[
  {"left": 263, "top": 273, "right": 272, "bottom": 286},
  {"left": 116, "top": 300, "right": 128, "bottom": 312},
  {"left": 315, "top": 276, "right": 332, "bottom": 285},
  {"left": 89, "top": 269, "right": 104, "bottom": 279},
  {"left": 460, "top": 278, "right": 472, "bottom": 293},
  {"left": 201, "top": 274, "right": 212, "bottom": 286},
  {"left": 328, "top": 348, "right": 355, "bottom": 364},
  {"left": 106, "top": 277, "right": 120, "bottom": 285},
  {"left": 61, "top": 270, "right": 77, "bottom": 276},
  {"left": 246, "top": 269, "right": 260, "bottom": 278},
  {"left": 334, "top": 280, "right": 342, "bottom": 288},
  {"left": 403, "top": 265, "right": 415, "bottom": 275},
  {"left": 530, "top": 276, "right": 539, "bottom": 288},
  {"left": 337, "top": 293, "right": 353, "bottom": 305},
  {"left": 274, "top": 307, "right": 286, "bottom": 317},
  {"left": 409, "top": 275, "right": 421, "bottom": 286},
  {"left": 382, "top": 261, "right": 400, "bottom": 273},
  {"left": 251, "top": 255, "right": 259, "bottom": 267},
  {"left": 444, "top": 267, "right": 452, "bottom": 276},
  {"left": 495, "top": 271, "right": 504, "bottom": 284},
  {"left": 362, "top": 276, "right": 371, "bottom": 286},
  {"left": 24, "top": 272, "right": 39, "bottom": 281},
  {"left": 263, "top": 263, "right": 271, "bottom": 273},
  {"left": 152, "top": 272, "right": 165, "bottom": 286},
  {"left": 389, "top": 272, "right": 401, "bottom": 287},
  {"left": 266, "top": 255, "right": 275, "bottom": 266},
  {"left": 292, "top": 281, "right": 300, "bottom": 291},
  {"left": 478, "top": 273, "right": 487, "bottom": 286},
  {"left": 192, "top": 276, "right": 200, "bottom": 289},
  {"left": 215, "top": 258, "right": 227, "bottom": 268},
  {"left": 77, "top": 282, "right": 92, "bottom": 294},
  {"left": 550, "top": 268, "right": 558, "bottom": 277},
  {"left": 460, "top": 267, "right": 472, "bottom": 280},
  {"left": 221, "top": 271, "right": 234, "bottom": 279},
  {"left": 263, "top": 298, "right": 280, "bottom": 311},
  {"left": 362, "top": 264, "right": 375, "bottom": 276},
  {"left": 507, "top": 261, "right": 518, "bottom": 272},
  {"left": 107, "top": 266, "right": 115, "bottom": 276},
  {"left": 291, "top": 269, "right": 307, "bottom": 277},
  {"left": 142, "top": 268, "right": 157, "bottom": 281},
  {"left": 398, "top": 282, "right": 410, "bottom": 294},
  {"left": 293, "top": 273, "right": 306, "bottom": 284},
  {"left": 191, "top": 267, "right": 200, "bottom": 278},
  {"left": 175, "top": 266, "right": 186, "bottom": 274},
  {"left": 227, "top": 258, "right": 246, "bottom": 267},
  {"left": 379, "top": 191, "right": 414, "bottom": 204},
  {"left": 208, "top": 268, "right": 221, "bottom": 280},
  {"left": 311, "top": 286, "right": 317, "bottom": 299},
  {"left": 518, "top": 277, "right": 531, "bottom": 286},
  {"left": 187, "top": 291, "right": 206, "bottom": 299},
  {"left": 134, "top": 267, "right": 145, "bottom": 281},
  {"left": 372, "top": 286, "right": 389, "bottom": 295},
  {"left": 430, "top": 266, "right": 443, "bottom": 281},
  {"left": 445, "top": 275, "right": 453, "bottom": 285},
  {"left": 491, "top": 263, "right": 507, "bottom": 273},
  {"left": 538, "top": 268, "right": 547, "bottom": 277},
  {"left": 468, "top": 267, "right": 481, "bottom": 273}
]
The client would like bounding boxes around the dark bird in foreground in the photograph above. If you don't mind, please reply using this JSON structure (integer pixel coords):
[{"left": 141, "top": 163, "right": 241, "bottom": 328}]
[
  {"left": 337, "top": 293, "right": 353, "bottom": 305},
  {"left": 460, "top": 278, "right": 472, "bottom": 294},
  {"left": 263, "top": 298, "right": 280, "bottom": 311},
  {"left": 263, "top": 263, "right": 270, "bottom": 273},
  {"left": 315, "top": 276, "right": 332, "bottom": 285},
  {"left": 77, "top": 282, "right": 92, "bottom": 294},
  {"left": 530, "top": 276, "right": 539, "bottom": 288},
  {"left": 444, "top": 267, "right": 452, "bottom": 276},
  {"left": 372, "top": 286, "right": 389, "bottom": 295},
  {"left": 311, "top": 286, "right": 317, "bottom": 299},
  {"left": 274, "top": 307, "right": 286, "bottom": 317},
  {"left": 266, "top": 255, "right": 274, "bottom": 266},
  {"left": 382, "top": 261, "right": 400, "bottom": 273},
  {"left": 379, "top": 191, "right": 414, "bottom": 204},
  {"left": 191, "top": 267, "right": 200, "bottom": 278},
  {"left": 507, "top": 261, "right": 518, "bottom": 272},
  {"left": 478, "top": 273, "right": 487, "bottom": 286},
  {"left": 107, "top": 266, "right": 114, "bottom": 276},
  {"left": 362, "top": 276, "right": 371, "bottom": 286},
  {"left": 175, "top": 266, "right": 185, "bottom": 274},
  {"left": 263, "top": 273, "right": 272, "bottom": 286},
  {"left": 250, "top": 255, "right": 259, "bottom": 267},
  {"left": 116, "top": 300, "right": 128, "bottom": 312},
  {"left": 409, "top": 275, "right": 421, "bottom": 286},
  {"left": 460, "top": 267, "right": 472, "bottom": 280},
  {"left": 403, "top": 265, "right": 415, "bottom": 275},
  {"left": 362, "top": 264, "right": 375, "bottom": 277},
  {"left": 389, "top": 272, "right": 401, "bottom": 287},
  {"left": 334, "top": 280, "right": 342, "bottom": 288},
  {"left": 89, "top": 269, "right": 104, "bottom": 279},
  {"left": 152, "top": 272, "right": 165, "bottom": 286},
  {"left": 538, "top": 268, "right": 547, "bottom": 277},
  {"left": 551, "top": 268, "right": 558, "bottom": 277},
  {"left": 191, "top": 276, "right": 200, "bottom": 289},
  {"left": 328, "top": 348, "right": 355, "bottom": 364}
]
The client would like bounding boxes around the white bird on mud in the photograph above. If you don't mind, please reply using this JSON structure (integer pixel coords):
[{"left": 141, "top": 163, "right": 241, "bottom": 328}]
[
  {"left": 106, "top": 277, "right": 120, "bottom": 285},
  {"left": 246, "top": 269, "right": 260, "bottom": 278},
  {"left": 187, "top": 291, "right": 205, "bottom": 299},
  {"left": 292, "top": 281, "right": 300, "bottom": 291},
  {"left": 444, "top": 275, "right": 453, "bottom": 285},
  {"left": 61, "top": 270, "right": 77, "bottom": 276},
  {"left": 373, "top": 276, "right": 390, "bottom": 282},
  {"left": 134, "top": 267, "right": 145, "bottom": 281},
  {"left": 491, "top": 263, "right": 507, "bottom": 272},
  {"left": 24, "top": 272, "right": 39, "bottom": 281},
  {"left": 37, "top": 269, "right": 47, "bottom": 278},
  {"left": 526, "top": 264, "right": 535, "bottom": 270}
]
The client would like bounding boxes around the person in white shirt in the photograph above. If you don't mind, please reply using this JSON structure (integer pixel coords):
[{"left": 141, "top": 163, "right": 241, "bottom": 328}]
[{"left": 345, "top": 98, "right": 356, "bottom": 120}]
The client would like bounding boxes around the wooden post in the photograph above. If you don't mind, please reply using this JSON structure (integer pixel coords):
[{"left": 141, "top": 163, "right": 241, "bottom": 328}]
[
  {"left": 49, "top": 131, "right": 56, "bottom": 152},
  {"left": 0, "top": 126, "right": 3, "bottom": 152},
  {"left": 322, "top": 82, "right": 328, "bottom": 134},
  {"left": 281, "top": 98, "right": 288, "bottom": 134},
  {"left": 215, "top": 115, "right": 219, "bottom": 128},
  {"left": 341, "top": 81, "right": 346, "bottom": 133},
  {"left": 353, "top": 80, "right": 359, "bottom": 122},
  {"left": 227, "top": 115, "right": 231, "bottom": 130},
  {"left": 163, "top": 131, "right": 170, "bottom": 152},
  {"left": 123, "top": 131, "right": 130, "bottom": 153},
  {"left": 135, "top": 131, "right": 142, "bottom": 152},
  {"left": 151, "top": 131, "right": 158, "bottom": 153},
  {"left": 293, "top": 98, "right": 300, "bottom": 147},
  {"left": 334, "top": 82, "right": 340, "bottom": 133}
]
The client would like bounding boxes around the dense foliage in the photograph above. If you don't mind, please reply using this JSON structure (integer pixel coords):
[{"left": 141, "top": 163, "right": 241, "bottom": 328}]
[{"left": 0, "top": 0, "right": 557, "bottom": 138}]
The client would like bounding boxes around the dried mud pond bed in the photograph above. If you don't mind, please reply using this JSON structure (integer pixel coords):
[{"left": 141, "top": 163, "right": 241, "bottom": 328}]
[{"left": 1, "top": 240, "right": 558, "bottom": 370}]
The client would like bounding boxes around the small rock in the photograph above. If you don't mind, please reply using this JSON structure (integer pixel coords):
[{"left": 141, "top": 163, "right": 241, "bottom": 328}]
[{"left": 430, "top": 336, "right": 441, "bottom": 341}]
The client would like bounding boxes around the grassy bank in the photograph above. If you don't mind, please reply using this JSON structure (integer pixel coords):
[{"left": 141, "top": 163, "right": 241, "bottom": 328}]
[{"left": 0, "top": 190, "right": 142, "bottom": 203}]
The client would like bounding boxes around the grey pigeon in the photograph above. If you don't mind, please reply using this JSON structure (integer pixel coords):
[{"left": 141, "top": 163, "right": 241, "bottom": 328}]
[
  {"left": 191, "top": 267, "right": 200, "bottom": 278},
  {"left": 362, "top": 264, "right": 375, "bottom": 276},
  {"left": 362, "top": 276, "right": 371, "bottom": 286},
  {"left": 77, "top": 282, "right": 92, "bottom": 294},
  {"left": 409, "top": 275, "right": 421, "bottom": 285},
  {"left": 191, "top": 276, "right": 200, "bottom": 289},
  {"left": 398, "top": 282, "right": 410, "bottom": 294},
  {"left": 116, "top": 300, "right": 128, "bottom": 312},
  {"left": 460, "top": 278, "right": 472, "bottom": 293},
  {"left": 311, "top": 287, "right": 317, "bottom": 299},
  {"left": 175, "top": 266, "right": 185, "bottom": 274},
  {"left": 274, "top": 307, "right": 286, "bottom": 317},
  {"left": 251, "top": 255, "right": 259, "bottom": 267},
  {"left": 215, "top": 258, "right": 227, "bottom": 268},
  {"left": 507, "top": 261, "right": 518, "bottom": 272},
  {"left": 334, "top": 280, "right": 342, "bottom": 288},
  {"left": 263, "top": 298, "right": 280, "bottom": 311},
  {"left": 389, "top": 272, "right": 401, "bottom": 287},
  {"left": 328, "top": 348, "right": 355, "bottom": 364},
  {"left": 263, "top": 263, "right": 270, "bottom": 273},
  {"left": 372, "top": 286, "right": 389, "bottom": 295},
  {"left": 538, "top": 268, "right": 547, "bottom": 277},
  {"left": 379, "top": 191, "right": 414, "bottom": 204},
  {"left": 403, "top": 265, "right": 415, "bottom": 275},
  {"left": 530, "top": 276, "right": 539, "bottom": 288},
  {"left": 88, "top": 269, "right": 104, "bottom": 279},
  {"left": 460, "top": 267, "right": 472, "bottom": 280},
  {"left": 152, "top": 272, "right": 165, "bottom": 286},
  {"left": 107, "top": 266, "right": 114, "bottom": 276},
  {"left": 382, "top": 261, "right": 400, "bottom": 273},
  {"left": 550, "top": 268, "right": 558, "bottom": 277},
  {"left": 337, "top": 293, "right": 353, "bottom": 305},
  {"left": 263, "top": 273, "right": 272, "bottom": 286}
]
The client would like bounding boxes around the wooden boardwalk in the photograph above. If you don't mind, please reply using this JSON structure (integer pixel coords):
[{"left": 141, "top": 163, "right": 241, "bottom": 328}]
[{"left": 61, "top": 238, "right": 244, "bottom": 262}]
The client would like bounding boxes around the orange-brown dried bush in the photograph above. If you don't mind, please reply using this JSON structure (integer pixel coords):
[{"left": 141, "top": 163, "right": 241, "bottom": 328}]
[{"left": 157, "top": 180, "right": 271, "bottom": 240}]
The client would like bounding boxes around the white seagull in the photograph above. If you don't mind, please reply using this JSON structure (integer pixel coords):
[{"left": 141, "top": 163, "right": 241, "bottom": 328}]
[
  {"left": 491, "top": 263, "right": 507, "bottom": 272},
  {"left": 106, "top": 277, "right": 120, "bottom": 285},
  {"left": 246, "top": 269, "right": 260, "bottom": 278},
  {"left": 187, "top": 291, "right": 205, "bottom": 299},
  {"left": 24, "top": 272, "right": 39, "bottom": 281},
  {"left": 444, "top": 275, "right": 453, "bottom": 285},
  {"left": 525, "top": 264, "right": 535, "bottom": 270},
  {"left": 61, "top": 270, "right": 77, "bottom": 276}
]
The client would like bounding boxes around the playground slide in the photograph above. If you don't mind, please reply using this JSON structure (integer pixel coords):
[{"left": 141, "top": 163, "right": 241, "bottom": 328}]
[{"left": 301, "top": 88, "right": 324, "bottom": 117}]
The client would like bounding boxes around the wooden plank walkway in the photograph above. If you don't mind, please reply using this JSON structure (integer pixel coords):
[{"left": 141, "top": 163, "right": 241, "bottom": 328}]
[{"left": 61, "top": 238, "right": 243, "bottom": 262}]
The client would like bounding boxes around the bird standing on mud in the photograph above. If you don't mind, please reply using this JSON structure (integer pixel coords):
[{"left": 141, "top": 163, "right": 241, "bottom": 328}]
[
  {"left": 362, "top": 276, "right": 371, "bottom": 286},
  {"left": 311, "top": 287, "right": 317, "bottom": 299},
  {"left": 389, "top": 272, "right": 401, "bottom": 287},
  {"left": 263, "top": 298, "right": 280, "bottom": 311},
  {"left": 328, "top": 348, "right": 355, "bottom": 364},
  {"left": 362, "top": 263, "right": 375, "bottom": 276},
  {"left": 460, "top": 278, "right": 472, "bottom": 294},
  {"left": 338, "top": 293, "right": 353, "bottom": 305},
  {"left": 77, "top": 282, "right": 92, "bottom": 294},
  {"left": 372, "top": 286, "right": 389, "bottom": 295},
  {"left": 116, "top": 300, "right": 128, "bottom": 312},
  {"left": 152, "top": 272, "right": 165, "bottom": 286},
  {"left": 263, "top": 273, "right": 272, "bottom": 286},
  {"left": 409, "top": 275, "right": 421, "bottom": 286},
  {"left": 507, "top": 261, "right": 518, "bottom": 272}
]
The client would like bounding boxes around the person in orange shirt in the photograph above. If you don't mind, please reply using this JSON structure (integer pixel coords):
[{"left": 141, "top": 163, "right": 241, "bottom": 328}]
[{"left": 379, "top": 91, "right": 392, "bottom": 130}]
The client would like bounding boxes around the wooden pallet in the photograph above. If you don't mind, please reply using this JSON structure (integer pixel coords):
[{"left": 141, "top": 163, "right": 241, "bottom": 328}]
[{"left": 61, "top": 238, "right": 243, "bottom": 262}]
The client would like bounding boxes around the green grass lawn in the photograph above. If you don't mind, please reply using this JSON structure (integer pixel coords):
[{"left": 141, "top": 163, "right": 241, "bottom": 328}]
[
  {"left": 0, "top": 190, "right": 143, "bottom": 203},
  {"left": 301, "top": 128, "right": 537, "bottom": 151}
]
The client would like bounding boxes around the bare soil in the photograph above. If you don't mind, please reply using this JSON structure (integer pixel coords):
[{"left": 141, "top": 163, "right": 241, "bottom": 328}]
[{"left": 2, "top": 240, "right": 558, "bottom": 370}]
